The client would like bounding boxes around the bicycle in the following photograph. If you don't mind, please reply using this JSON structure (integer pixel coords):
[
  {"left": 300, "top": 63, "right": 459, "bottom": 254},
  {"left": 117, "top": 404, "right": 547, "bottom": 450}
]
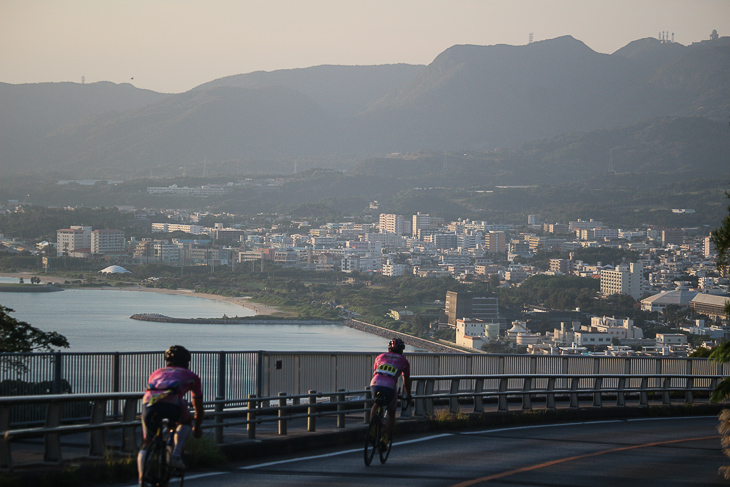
[
  {"left": 364, "top": 391, "right": 410, "bottom": 466},
  {"left": 142, "top": 417, "right": 185, "bottom": 487}
]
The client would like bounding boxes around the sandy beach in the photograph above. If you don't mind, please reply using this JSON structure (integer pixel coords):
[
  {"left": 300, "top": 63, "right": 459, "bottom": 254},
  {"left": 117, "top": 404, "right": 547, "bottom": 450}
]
[{"left": 0, "top": 272, "right": 282, "bottom": 316}]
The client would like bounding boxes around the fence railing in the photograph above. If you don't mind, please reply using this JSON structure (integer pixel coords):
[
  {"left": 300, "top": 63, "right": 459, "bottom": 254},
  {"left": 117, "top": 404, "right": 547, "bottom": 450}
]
[{"left": 0, "top": 371, "right": 722, "bottom": 470}]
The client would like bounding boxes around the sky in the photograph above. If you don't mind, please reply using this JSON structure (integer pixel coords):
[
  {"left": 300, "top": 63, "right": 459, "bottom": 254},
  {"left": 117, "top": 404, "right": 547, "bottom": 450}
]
[{"left": 1, "top": 0, "right": 729, "bottom": 94}]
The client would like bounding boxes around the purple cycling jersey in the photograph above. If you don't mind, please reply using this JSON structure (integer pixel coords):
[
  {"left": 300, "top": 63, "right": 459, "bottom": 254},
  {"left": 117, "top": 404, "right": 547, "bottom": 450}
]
[
  {"left": 370, "top": 352, "right": 410, "bottom": 390},
  {"left": 143, "top": 366, "right": 202, "bottom": 407}
]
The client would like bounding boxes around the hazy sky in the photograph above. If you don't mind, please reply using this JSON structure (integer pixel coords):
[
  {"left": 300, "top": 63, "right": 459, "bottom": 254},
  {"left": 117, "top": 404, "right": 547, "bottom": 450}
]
[{"left": 1, "top": 0, "right": 728, "bottom": 94}]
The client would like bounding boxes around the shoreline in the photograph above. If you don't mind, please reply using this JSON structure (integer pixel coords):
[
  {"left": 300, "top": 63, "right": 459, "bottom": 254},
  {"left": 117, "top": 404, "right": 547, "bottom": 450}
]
[{"left": 0, "top": 272, "right": 282, "bottom": 316}]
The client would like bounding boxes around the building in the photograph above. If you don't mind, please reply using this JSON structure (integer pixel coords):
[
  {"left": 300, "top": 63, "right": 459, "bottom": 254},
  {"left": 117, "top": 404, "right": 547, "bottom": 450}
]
[
  {"left": 151, "top": 223, "right": 205, "bottom": 235},
  {"left": 412, "top": 212, "right": 431, "bottom": 238},
  {"left": 600, "top": 262, "right": 644, "bottom": 300},
  {"left": 640, "top": 289, "right": 698, "bottom": 313},
  {"left": 56, "top": 226, "right": 91, "bottom": 256},
  {"left": 485, "top": 231, "right": 507, "bottom": 254},
  {"left": 445, "top": 291, "right": 499, "bottom": 327},
  {"left": 662, "top": 229, "right": 684, "bottom": 247},
  {"left": 550, "top": 258, "right": 572, "bottom": 274},
  {"left": 690, "top": 294, "right": 730, "bottom": 320},
  {"left": 590, "top": 316, "right": 644, "bottom": 340},
  {"left": 379, "top": 214, "right": 409, "bottom": 235},
  {"left": 455, "top": 318, "right": 499, "bottom": 350},
  {"left": 90, "top": 229, "right": 125, "bottom": 255}
]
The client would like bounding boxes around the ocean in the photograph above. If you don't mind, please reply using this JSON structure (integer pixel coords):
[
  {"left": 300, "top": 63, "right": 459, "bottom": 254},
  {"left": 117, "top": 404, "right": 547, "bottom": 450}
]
[{"left": 0, "top": 277, "right": 390, "bottom": 353}]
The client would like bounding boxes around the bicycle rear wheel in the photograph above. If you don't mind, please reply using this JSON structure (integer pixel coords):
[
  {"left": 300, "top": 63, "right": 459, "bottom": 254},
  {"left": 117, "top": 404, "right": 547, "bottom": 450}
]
[
  {"left": 363, "top": 415, "right": 380, "bottom": 466},
  {"left": 378, "top": 426, "right": 393, "bottom": 464},
  {"left": 142, "top": 438, "right": 170, "bottom": 487}
]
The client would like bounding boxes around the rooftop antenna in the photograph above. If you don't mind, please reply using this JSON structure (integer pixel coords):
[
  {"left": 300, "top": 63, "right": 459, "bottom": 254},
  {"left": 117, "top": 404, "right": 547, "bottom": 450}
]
[
  {"left": 81, "top": 75, "right": 85, "bottom": 84},
  {"left": 529, "top": 33, "right": 533, "bottom": 44}
]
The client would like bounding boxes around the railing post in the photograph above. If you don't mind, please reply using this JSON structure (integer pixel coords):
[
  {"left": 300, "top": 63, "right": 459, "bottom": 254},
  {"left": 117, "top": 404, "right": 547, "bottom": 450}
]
[
  {"left": 662, "top": 377, "right": 672, "bottom": 406},
  {"left": 89, "top": 399, "right": 107, "bottom": 457},
  {"left": 113, "top": 352, "right": 121, "bottom": 418},
  {"left": 425, "top": 379, "right": 435, "bottom": 417},
  {"left": 498, "top": 377, "right": 508, "bottom": 412},
  {"left": 569, "top": 377, "right": 579, "bottom": 408},
  {"left": 0, "top": 404, "right": 11, "bottom": 468},
  {"left": 449, "top": 379, "right": 460, "bottom": 414},
  {"left": 685, "top": 377, "right": 694, "bottom": 404},
  {"left": 592, "top": 377, "right": 603, "bottom": 408},
  {"left": 45, "top": 400, "right": 62, "bottom": 463},
  {"left": 217, "top": 352, "right": 227, "bottom": 404},
  {"left": 640, "top": 377, "right": 649, "bottom": 407},
  {"left": 336, "top": 389, "right": 346, "bottom": 428},
  {"left": 53, "top": 352, "right": 63, "bottom": 395},
  {"left": 414, "top": 381, "right": 426, "bottom": 417},
  {"left": 308, "top": 390, "right": 317, "bottom": 431},
  {"left": 121, "top": 397, "right": 138, "bottom": 454},
  {"left": 247, "top": 394, "right": 257, "bottom": 440},
  {"left": 546, "top": 377, "right": 556, "bottom": 410},
  {"left": 278, "top": 392, "right": 288, "bottom": 435},
  {"left": 617, "top": 377, "right": 626, "bottom": 407},
  {"left": 522, "top": 377, "right": 532, "bottom": 410},
  {"left": 474, "top": 378, "right": 484, "bottom": 413},
  {"left": 214, "top": 396, "right": 224, "bottom": 444}
]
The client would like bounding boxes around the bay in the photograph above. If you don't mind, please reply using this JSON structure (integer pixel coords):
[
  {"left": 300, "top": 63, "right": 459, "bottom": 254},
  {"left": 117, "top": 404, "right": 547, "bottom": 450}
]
[{"left": 0, "top": 277, "right": 390, "bottom": 353}]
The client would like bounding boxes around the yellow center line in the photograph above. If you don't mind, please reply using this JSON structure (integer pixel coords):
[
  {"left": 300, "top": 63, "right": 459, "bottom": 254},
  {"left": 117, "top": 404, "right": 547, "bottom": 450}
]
[{"left": 450, "top": 435, "right": 720, "bottom": 487}]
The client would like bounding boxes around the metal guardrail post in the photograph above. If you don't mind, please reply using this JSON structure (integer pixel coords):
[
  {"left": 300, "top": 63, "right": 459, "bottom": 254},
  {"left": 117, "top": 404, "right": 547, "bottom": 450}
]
[
  {"left": 336, "top": 389, "right": 345, "bottom": 428},
  {"left": 53, "top": 352, "right": 63, "bottom": 395},
  {"left": 113, "top": 352, "right": 121, "bottom": 418},
  {"left": 308, "top": 390, "right": 317, "bottom": 432},
  {"left": 546, "top": 377, "right": 556, "bottom": 410},
  {"left": 617, "top": 377, "right": 626, "bottom": 407},
  {"left": 662, "top": 378, "right": 672, "bottom": 405},
  {"left": 364, "top": 388, "right": 372, "bottom": 423},
  {"left": 498, "top": 377, "right": 508, "bottom": 412},
  {"left": 45, "top": 400, "right": 62, "bottom": 463},
  {"left": 685, "top": 377, "right": 694, "bottom": 403},
  {"left": 522, "top": 377, "right": 532, "bottom": 410},
  {"left": 569, "top": 377, "right": 579, "bottom": 408},
  {"left": 413, "top": 382, "right": 425, "bottom": 417},
  {"left": 0, "top": 403, "right": 11, "bottom": 468},
  {"left": 278, "top": 392, "right": 287, "bottom": 436},
  {"left": 474, "top": 378, "right": 484, "bottom": 413},
  {"left": 592, "top": 377, "right": 603, "bottom": 408},
  {"left": 425, "top": 379, "right": 435, "bottom": 416},
  {"left": 449, "top": 379, "right": 460, "bottom": 414},
  {"left": 214, "top": 396, "right": 224, "bottom": 444},
  {"left": 640, "top": 377, "right": 649, "bottom": 407},
  {"left": 247, "top": 394, "right": 257, "bottom": 440},
  {"left": 89, "top": 399, "right": 107, "bottom": 456},
  {"left": 121, "top": 397, "right": 138, "bottom": 453}
]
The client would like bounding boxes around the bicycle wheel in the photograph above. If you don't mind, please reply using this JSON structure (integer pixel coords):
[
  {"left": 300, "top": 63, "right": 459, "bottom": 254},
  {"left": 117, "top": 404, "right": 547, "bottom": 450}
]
[
  {"left": 363, "top": 414, "right": 380, "bottom": 466},
  {"left": 378, "top": 423, "right": 393, "bottom": 464},
  {"left": 142, "top": 438, "right": 170, "bottom": 487}
]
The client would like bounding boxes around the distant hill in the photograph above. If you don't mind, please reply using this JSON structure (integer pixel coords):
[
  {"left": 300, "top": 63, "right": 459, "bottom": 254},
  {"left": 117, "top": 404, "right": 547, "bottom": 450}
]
[{"left": 1, "top": 35, "right": 728, "bottom": 178}]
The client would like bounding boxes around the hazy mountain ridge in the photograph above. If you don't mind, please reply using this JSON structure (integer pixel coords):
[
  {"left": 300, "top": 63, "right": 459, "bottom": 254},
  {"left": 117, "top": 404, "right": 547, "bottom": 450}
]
[{"left": 1, "top": 35, "right": 728, "bottom": 178}]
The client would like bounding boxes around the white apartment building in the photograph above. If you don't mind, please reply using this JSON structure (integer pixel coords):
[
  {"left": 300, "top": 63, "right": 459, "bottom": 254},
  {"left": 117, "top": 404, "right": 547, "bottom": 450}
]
[
  {"left": 379, "top": 214, "right": 409, "bottom": 235},
  {"left": 57, "top": 226, "right": 92, "bottom": 256},
  {"left": 412, "top": 212, "right": 431, "bottom": 238},
  {"left": 455, "top": 318, "right": 499, "bottom": 350},
  {"left": 589, "top": 316, "right": 644, "bottom": 340},
  {"left": 574, "top": 331, "right": 613, "bottom": 347},
  {"left": 600, "top": 262, "right": 644, "bottom": 299},
  {"left": 154, "top": 241, "right": 180, "bottom": 262},
  {"left": 382, "top": 262, "right": 407, "bottom": 277},
  {"left": 90, "top": 229, "right": 125, "bottom": 255},
  {"left": 151, "top": 223, "right": 205, "bottom": 235}
]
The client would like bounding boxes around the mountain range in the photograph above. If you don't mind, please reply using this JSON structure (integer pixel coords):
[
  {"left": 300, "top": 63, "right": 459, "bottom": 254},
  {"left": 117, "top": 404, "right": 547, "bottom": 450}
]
[{"left": 1, "top": 35, "right": 729, "bottom": 180}]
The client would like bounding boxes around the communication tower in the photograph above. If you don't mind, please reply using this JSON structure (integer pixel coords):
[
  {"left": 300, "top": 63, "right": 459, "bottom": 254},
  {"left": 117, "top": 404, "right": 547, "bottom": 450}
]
[
  {"left": 529, "top": 32, "right": 533, "bottom": 44},
  {"left": 81, "top": 75, "right": 85, "bottom": 84}
]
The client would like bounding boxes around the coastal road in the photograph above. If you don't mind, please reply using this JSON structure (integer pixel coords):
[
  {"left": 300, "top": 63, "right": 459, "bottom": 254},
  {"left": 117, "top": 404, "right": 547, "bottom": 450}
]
[{"left": 123, "top": 416, "right": 727, "bottom": 486}]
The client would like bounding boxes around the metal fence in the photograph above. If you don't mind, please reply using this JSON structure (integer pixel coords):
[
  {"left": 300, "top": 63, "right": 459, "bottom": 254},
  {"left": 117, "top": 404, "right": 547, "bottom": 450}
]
[{"left": 1, "top": 351, "right": 727, "bottom": 425}]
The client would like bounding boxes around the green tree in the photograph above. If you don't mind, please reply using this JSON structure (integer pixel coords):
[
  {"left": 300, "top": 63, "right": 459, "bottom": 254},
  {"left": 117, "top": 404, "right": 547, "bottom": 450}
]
[{"left": 0, "top": 305, "right": 69, "bottom": 353}]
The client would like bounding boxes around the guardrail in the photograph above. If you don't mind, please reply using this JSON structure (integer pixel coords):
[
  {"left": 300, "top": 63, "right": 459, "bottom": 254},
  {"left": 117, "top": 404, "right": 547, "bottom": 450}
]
[{"left": 0, "top": 372, "right": 723, "bottom": 470}]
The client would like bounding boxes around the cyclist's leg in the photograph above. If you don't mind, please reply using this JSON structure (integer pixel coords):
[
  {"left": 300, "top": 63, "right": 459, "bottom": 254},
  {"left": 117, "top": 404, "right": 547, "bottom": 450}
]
[
  {"left": 370, "top": 386, "right": 393, "bottom": 422},
  {"left": 170, "top": 400, "right": 190, "bottom": 465},
  {"left": 138, "top": 405, "right": 162, "bottom": 485}
]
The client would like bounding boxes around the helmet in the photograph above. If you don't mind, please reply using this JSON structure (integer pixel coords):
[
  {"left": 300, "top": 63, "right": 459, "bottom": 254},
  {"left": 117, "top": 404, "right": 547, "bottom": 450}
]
[
  {"left": 164, "top": 345, "right": 191, "bottom": 367},
  {"left": 388, "top": 338, "right": 405, "bottom": 354}
]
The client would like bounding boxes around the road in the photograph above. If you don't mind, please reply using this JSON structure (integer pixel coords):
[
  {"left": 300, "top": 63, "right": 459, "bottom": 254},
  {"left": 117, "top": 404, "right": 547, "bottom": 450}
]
[{"left": 124, "top": 416, "right": 726, "bottom": 487}]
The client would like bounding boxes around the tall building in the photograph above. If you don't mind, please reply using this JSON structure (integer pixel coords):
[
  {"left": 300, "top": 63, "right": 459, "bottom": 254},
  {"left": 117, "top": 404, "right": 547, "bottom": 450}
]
[
  {"left": 412, "top": 212, "right": 431, "bottom": 238},
  {"left": 662, "top": 229, "right": 684, "bottom": 247},
  {"left": 704, "top": 236, "right": 716, "bottom": 257},
  {"left": 91, "top": 229, "right": 125, "bottom": 255},
  {"left": 445, "top": 291, "right": 499, "bottom": 327},
  {"left": 485, "top": 231, "right": 507, "bottom": 254},
  {"left": 379, "top": 214, "right": 409, "bottom": 235},
  {"left": 600, "top": 262, "right": 644, "bottom": 300},
  {"left": 56, "top": 226, "right": 92, "bottom": 256}
]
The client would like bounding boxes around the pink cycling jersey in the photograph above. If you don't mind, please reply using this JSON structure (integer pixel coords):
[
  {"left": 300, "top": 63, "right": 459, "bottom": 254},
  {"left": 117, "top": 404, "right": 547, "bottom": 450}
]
[
  {"left": 143, "top": 366, "right": 202, "bottom": 407},
  {"left": 370, "top": 352, "right": 410, "bottom": 390}
]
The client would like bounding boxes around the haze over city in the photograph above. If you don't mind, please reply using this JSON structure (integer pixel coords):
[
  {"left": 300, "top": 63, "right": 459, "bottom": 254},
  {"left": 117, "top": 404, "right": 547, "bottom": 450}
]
[{"left": 1, "top": 0, "right": 729, "bottom": 93}]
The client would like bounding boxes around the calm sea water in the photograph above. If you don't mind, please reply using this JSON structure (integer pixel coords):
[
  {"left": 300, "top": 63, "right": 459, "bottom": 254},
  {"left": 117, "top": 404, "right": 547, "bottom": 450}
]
[{"left": 0, "top": 278, "right": 390, "bottom": 353}]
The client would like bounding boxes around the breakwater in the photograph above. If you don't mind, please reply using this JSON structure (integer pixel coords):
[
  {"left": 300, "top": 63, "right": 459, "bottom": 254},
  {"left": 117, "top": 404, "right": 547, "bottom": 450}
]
[
  {"left": 345, "top": 319, "right": 465, "bottom": 354},
  {"left": 130, "top": 313, "right": 333, "bottom": 325},
  {"left": 0, "top": 284, "right": 63, "bottom": 293}
]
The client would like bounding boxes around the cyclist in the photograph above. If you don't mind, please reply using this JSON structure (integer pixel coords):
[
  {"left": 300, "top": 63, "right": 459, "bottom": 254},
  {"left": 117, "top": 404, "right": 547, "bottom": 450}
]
[
  {"left": 137, "top": 345, "right": 204, "bottom": 485},
  {"left": 369, "top": 337, "right": 412, "bottom": 448}
]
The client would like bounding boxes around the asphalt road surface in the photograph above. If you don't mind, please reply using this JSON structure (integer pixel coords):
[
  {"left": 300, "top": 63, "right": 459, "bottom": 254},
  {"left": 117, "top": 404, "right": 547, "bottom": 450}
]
[{"left": 125, "top": 416, "right": 727, "bottom": 487}]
